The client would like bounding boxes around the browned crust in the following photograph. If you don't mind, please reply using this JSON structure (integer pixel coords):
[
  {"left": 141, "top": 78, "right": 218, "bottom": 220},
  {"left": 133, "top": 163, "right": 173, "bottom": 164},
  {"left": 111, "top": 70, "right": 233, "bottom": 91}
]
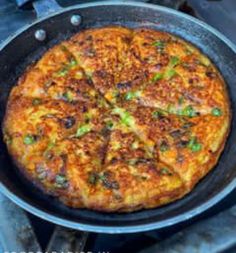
[{"left": 2, "top": 26, "right": 231, "bottom": 213}]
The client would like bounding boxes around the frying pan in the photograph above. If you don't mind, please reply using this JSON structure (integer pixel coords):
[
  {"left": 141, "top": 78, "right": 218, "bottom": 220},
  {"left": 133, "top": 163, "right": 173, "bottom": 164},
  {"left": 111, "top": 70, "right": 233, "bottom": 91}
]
[{"left": 0, "top": 0, "right": 236, "bottom": 234}]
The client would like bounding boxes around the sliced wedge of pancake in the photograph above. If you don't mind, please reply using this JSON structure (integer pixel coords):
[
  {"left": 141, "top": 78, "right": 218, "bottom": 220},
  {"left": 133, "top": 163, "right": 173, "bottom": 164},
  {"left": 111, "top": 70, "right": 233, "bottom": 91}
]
[
  {"left": 89, "top": 160, "right": 186, "bottom": 212},
  {"left": 36, "top": 43, "right": 77, "bottom": 74},
  {"left": 157, "top": 113, "right": 230, "bottom": 189},
  {"left": 135, "top": 54, "right": 228, "bottom": 116},
  {"left": 104, "top": 123, "right": 152, "bottom": 165},
  {"left": 3, "top": 96, "right": 114, "bottom": 207},
  {"left": 112, "top": 100, "right": 230, "bottom": 189},
  {"left": 102, "top": 28, "right": 186, "bottom": 104},
  {"left": 104, "top": 28, "right": 228, "bottom": 116},
  {"left": 33, "top": 131, "right": 108, "bottom": 208},
  {"left": 11, "top": 63, "right": 109, "bottom": 107},
  {"left": 3, "top": 96, "right": 111, "bottom": 172},
  {"left": 66, "top": 27, "right": 132, "bottom": 95},
  {"left": 85, "top": 123, "right": 186, "bottom": 211}
]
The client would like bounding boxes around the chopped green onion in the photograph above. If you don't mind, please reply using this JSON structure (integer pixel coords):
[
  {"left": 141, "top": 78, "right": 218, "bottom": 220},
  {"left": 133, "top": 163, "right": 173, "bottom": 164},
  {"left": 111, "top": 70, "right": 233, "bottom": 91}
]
[
  {"left": 69, "top": 58, "right": 77, "bottom": 67},
  {"left": 99, "top": 174, "right": 106, "bottom": 182},
  {"left": 62, "top": 91, "right": 73, "bottom": 102},
  {"left": 191, "top": 143, "right": 202, "bottom": 152},
  {"left": 55, "top": 174, "right": 68, "bottom": 188},
  {"left": 152, "top": 72, "right": 163, "bottom": 82},
  {"left": 152, "top": 111, "right": 161, "bottom": 118},
  {"left": 188, "top": 136, "right": 196, "bottom": 148},
  {"left": 162, "top": 56, "right": 180, "bottom": 80},
  {"left": 112, "top": 108, "right": 135, "bottom": 127},
  {"left": 76, "top": 124, "right": 91, "bottom": 137},
  {"left": 121, "top": 113, "right": 134, "bottom": 126},
  {"left": 211, "top": 107, "right": 222, "bottom": 117},
  {"left": 23, "top": 135, "right": 36, "bottom": 145},
  {"left": 169, "top": 56, "right": 180, "bottom": 67},
  {"left": 152, "top": 40, "right": 165, "bottom": 50},
  {"left": 182, "top": 105, "right": 196, "bottom": 117},
  {"left": 165, "top": 69, "right": 177, "bottom": 80},
  {"left": 124, "top": 91, "right": 141, "bottom": 101},
  {"left": 188, "top": 136, "right": 202, "bottom": 152},
  {"left": 56, "top": 68, "right": 68, "bottom": 77}
]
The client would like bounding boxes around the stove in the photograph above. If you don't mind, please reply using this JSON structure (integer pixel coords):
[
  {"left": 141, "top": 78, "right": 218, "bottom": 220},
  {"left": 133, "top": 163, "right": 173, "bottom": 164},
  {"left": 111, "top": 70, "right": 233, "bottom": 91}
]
[{"left": 0, "top": 0, "right": 236, "bottom": 252}]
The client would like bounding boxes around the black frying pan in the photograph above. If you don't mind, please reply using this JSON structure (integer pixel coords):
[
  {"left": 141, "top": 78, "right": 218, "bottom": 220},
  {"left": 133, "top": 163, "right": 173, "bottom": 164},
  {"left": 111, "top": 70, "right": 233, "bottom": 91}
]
[{"left": 0, "top": 0, "right": 236, "bottom": 234}]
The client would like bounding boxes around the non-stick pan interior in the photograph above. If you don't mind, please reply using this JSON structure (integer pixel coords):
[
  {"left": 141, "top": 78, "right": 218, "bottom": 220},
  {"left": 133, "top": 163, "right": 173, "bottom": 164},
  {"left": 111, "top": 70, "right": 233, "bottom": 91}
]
[{"left": 0, "top": 2, "right": 236, "bottom": 233}]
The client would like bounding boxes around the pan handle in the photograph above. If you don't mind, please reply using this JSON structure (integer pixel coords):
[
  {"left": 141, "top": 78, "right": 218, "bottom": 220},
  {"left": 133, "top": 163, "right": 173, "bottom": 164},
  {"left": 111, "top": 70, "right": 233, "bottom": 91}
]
[{"left": 15, "top": 0, "right": 63, "bottom": 18}]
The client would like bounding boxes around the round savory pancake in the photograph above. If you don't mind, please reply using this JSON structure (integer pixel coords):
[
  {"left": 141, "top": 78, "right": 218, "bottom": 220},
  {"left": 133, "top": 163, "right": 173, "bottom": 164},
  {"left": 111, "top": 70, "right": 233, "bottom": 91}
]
[{"left": 3, "top": 26, "right": 230, "bottom": 212}]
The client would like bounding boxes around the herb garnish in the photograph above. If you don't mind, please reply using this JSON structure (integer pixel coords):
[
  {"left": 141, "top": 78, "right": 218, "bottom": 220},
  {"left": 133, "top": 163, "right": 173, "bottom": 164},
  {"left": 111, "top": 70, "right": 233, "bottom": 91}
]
[
  {"left": 152, "top": 72, "right": 164, "bottom": 82},
  {"left": 152, "top": 40, "right": 165, "bottom": 51},
  {"left": 124, "top": 91, "right": 141, "bottom": 101},
  {"left": 113, "top": 108, "right": 135, "bottom": 127},
  {"left": 211, "top": 108, "right": 222, "bottom": 117},
  {"left": 169, "top": 56, "right": 180, "bottom": 67},
  {"left": 188, "top": 136, "right": 202, "bottom": 152},
  {"left": 55, "top": 174, "right": 68, "bottom": 188},
  {"left": 56, "top": 68, "right": 68, "bottom": 77},
  {"left": 62, "top": 91, "right": 73, "bottom": 102},
  {"left": 76, "top": 124, "right": 91, "bottom": 137},
  {"left": 23, "top": 134, "right": 37, "bottom": 145},
  {"left": 165, "top": 69, "right": 177, "bottom": 80},
  {"left": 181, "top": 105, "right": 197, "bottom": 117}
]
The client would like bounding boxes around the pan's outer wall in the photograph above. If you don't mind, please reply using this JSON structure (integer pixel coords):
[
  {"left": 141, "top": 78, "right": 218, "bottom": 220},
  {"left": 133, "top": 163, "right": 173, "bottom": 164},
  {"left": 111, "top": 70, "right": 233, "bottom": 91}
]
[{"left": 0, "top": 2, "right": 236, "bottom": 233}]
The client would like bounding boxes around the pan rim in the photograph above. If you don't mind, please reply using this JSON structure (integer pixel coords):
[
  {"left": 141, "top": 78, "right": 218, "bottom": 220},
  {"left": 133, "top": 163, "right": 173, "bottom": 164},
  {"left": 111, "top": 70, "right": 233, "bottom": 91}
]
[
  {"left": 0, "top": 1, "right": 236, "bottom": 233},
  {"left": 1, "top": 179, "right": 236, "bottom": 233}
]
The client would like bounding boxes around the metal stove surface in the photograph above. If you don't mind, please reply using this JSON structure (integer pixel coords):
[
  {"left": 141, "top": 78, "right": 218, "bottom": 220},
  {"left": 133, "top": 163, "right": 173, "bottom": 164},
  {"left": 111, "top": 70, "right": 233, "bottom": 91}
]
[{"left": 0, "top": 0, "right": 236, "bottom": 252}]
